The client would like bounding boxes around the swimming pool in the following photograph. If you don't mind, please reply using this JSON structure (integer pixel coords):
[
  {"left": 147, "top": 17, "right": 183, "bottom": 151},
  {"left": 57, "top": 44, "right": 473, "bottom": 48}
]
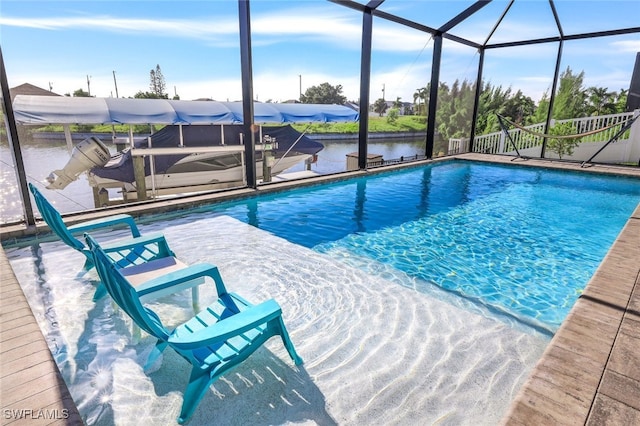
[
  {"left": 4, "top": 159, "right": 639, "bottom": 424},
  {"left": 176, "top": 159, "right": 640, "bottom": 333}
]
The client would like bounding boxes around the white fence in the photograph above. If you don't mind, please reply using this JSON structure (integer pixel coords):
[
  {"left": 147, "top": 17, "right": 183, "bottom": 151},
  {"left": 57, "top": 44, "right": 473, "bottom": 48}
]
[{"left": 449, "top": 110, "right": 640, "bottom": 164}]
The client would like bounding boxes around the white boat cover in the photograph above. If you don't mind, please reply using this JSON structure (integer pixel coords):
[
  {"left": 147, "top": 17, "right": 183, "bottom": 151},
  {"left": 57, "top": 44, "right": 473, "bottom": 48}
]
[{"left": 12, "top": 95, "right": 359, "bottom": 125}]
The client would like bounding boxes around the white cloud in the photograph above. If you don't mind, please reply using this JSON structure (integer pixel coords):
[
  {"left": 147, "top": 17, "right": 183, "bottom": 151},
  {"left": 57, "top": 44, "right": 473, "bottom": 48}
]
[
  {"left": 610, "top": 39, "right": 640, "bottom": 53},
  {"left": 0, "top": 14, "right": 237, "bottom": 37}
]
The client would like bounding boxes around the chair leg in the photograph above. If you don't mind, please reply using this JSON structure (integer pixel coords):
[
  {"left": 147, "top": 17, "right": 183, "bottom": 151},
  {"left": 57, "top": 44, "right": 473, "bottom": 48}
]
[
  {"left": 144, "top": 340, "right": 168, "bottom": 372},
  {"left": 191, "top": 285, "right": 200, "bottom": 313},
  {"left": 178, "top": 368, "right": 214, "bottom": 424},
  {"left": 277, "top": 317, "right": 303, "bottom": 365},
  {"left": 92, "top": 283, "right": 108, "bottom": 301},
  {"left": 82, "top": 257, "right": 94, "bottom": 271}
]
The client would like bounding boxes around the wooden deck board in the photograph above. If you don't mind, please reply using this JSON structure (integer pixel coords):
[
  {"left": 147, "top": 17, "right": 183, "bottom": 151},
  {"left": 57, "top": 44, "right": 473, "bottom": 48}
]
[{"left": 0, "top": 248, "right": 83, "bottom": 425}]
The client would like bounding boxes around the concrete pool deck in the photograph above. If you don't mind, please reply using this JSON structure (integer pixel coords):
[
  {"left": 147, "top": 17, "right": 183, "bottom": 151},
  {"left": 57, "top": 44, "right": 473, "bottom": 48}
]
[{"left": 1, "top": 154, "right": 639, "bottom": 424}]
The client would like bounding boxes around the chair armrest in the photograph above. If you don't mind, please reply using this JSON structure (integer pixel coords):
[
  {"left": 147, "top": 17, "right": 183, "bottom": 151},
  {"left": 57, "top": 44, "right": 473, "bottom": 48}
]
[
  {"left": 99, "top": 233, "right": 169, "bottom": 252},
  {"left": 134, "top": 262, "right": 228, "bottom": 298},
  {"left": 169, "top": 299, "right": 282, "bottom": 350},
  {"left": 95, "top": 233, "right": 176, "bottom": 269},
  {"left": 69, "top": 214, "right": 141, "bottom": 237}
]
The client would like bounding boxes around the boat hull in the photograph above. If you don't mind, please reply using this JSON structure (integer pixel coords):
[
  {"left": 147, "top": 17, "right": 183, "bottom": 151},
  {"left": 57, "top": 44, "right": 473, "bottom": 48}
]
[{"left": 88, "top": 152, "right": 310, "bottom": 191}]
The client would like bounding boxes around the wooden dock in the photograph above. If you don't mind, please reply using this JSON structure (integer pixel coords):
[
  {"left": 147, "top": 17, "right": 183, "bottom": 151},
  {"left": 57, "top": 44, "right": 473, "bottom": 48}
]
[{"left": 1, "top": 154, "right": 639, "bottom": 424}]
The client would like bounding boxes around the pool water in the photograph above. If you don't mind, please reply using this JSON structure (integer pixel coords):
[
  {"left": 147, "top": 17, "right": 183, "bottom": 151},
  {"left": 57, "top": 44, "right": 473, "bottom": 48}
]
[{"left": 185, "top": 160, "right": 640, "bottom": 333}]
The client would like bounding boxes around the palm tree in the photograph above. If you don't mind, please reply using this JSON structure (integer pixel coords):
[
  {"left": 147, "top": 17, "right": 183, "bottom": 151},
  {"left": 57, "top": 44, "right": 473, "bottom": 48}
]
[
  {"left": 413, "top": 87, "right": 428, "bottom": 115},
  {"left": 373, "top": 98, "right": 388, "bottom": 116}
]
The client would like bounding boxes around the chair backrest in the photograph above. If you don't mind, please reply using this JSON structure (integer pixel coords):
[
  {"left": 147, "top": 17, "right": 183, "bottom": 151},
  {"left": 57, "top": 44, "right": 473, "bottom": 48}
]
[
  {"left": 86, "top": 234, "right": 170, "bottom": 340},
  {"left": 29, "top": 183, "right": 84, "bottom": 252}
]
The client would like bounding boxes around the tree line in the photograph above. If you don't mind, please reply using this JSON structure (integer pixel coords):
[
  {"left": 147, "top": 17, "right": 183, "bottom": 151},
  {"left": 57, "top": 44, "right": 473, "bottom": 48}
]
[
  {"left": 410, "top": 66, "right": 629, "bottom": 142},
  {"left": 295, "top": 67, "right": 629, "bottom": 144},
  {"left": 70, "top": 65, "right": 178, "bottom": 99},
  {"left": 68, "top": 64, "right": 628, "bottom": 146}
]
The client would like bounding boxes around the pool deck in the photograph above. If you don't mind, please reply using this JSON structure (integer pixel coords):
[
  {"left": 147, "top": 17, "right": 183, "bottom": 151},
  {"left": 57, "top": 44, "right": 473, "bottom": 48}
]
[{"left": 1, "top": 153, "right": 639, "bottom": 424}]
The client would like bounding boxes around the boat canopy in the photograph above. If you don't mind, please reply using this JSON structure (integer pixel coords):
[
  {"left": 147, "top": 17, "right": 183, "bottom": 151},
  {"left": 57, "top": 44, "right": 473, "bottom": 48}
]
[{"left": 12, "top": 95, "right": 359, "bottom": 125}]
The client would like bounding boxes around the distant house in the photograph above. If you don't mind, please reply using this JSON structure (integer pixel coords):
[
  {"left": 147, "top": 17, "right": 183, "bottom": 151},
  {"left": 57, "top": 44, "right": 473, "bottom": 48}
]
[
  {"left": 369, "top": 100, "right": 414, "bottom": 117},
  {"left": 384, "top": 100, "right": 413, "bottom": 115},
  {"left": 9, "top": 83, "right": 61, "bottom": 102}
]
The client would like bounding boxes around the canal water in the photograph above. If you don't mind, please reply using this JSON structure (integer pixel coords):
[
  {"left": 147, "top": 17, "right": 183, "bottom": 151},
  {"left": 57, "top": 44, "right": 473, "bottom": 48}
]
[{"left": 0, "top": 136, "right": 426, "bottom": 223}]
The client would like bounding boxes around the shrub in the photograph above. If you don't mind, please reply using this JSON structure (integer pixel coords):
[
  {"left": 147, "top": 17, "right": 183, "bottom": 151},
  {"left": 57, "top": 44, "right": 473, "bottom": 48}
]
[{"left": 546, "top": 121, "right": 582, "bottom": 159}]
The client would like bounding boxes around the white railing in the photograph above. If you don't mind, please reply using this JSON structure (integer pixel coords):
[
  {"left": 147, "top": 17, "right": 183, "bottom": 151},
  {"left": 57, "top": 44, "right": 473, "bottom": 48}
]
[{"left": 448, "top": 110, "right": 640, "bottom": 163}]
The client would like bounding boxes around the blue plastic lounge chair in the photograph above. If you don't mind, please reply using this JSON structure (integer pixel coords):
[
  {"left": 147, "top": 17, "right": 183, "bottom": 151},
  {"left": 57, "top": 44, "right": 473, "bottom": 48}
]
[
  {"left": 29, "top": 183, "right": 201, "bottom": 307},
  {"left": 29, "top": 182, "right": 141, "bottom": 271},
  {"left": 97, "top": 234, "right": 201, "bottom": 311},
  {"left": 86, "top": 234, "right": 303, "bottom": 424}
]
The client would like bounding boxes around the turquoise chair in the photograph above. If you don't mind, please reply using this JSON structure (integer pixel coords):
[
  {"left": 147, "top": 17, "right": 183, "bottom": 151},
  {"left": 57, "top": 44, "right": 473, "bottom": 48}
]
[
  {"left": 29, "top": 182, "right": 141, "bottom": 271},
  {"left": 86, "top": 234, "right": 303, "bottom": 424},
  {"left": 92, "top": 233, "right": 202, "bottom": 312},
  {"left": 29, "top": 183, "right": 201, "bottom": 306}
]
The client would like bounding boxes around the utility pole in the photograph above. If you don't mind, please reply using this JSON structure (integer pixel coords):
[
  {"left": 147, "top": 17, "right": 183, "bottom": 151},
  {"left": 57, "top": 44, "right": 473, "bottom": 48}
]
[
  {"left": 298, "top": 74, "right": 302, "bottom": 102},
  {"left": 112, "top": 71, "right": 119, "bottom": 98},
  {"left": 382, "top": 83, "right": 385, "bottom": 101},
  {"left": 87, "top": 75, "right": 91, "bottom": 96}
]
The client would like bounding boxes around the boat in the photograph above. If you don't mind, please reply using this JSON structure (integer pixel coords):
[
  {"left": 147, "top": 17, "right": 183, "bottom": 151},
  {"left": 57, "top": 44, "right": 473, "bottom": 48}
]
[
  {"left": 84, "top": 123, "right": 324, "bottom": 191},
  {"left": 11, "top": 95, "right": 358, "bottom": 200}
]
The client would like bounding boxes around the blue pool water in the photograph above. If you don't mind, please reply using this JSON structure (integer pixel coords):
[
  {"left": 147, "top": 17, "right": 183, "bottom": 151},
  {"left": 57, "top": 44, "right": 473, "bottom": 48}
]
[{"left": 175, "top": 160, "right": 640, "bottom": 332}]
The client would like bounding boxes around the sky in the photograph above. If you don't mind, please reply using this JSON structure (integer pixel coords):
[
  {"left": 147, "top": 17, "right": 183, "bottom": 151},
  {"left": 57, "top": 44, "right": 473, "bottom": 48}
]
[{"left": 1, "top": 0, "right": 639, "bottom": 105}]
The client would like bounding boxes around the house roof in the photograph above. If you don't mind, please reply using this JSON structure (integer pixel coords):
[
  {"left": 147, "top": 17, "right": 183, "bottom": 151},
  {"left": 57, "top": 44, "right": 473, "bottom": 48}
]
[{"left": 9, "top": 83, "right": 61, "bottom": 101}]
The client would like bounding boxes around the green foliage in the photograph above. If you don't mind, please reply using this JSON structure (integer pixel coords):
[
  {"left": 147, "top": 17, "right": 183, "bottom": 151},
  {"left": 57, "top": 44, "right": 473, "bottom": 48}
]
[
  {"left": 373, "top": 98, "right": 388, "bottom": 116},
  {"left": 412, "top": 86, "right": 428, "bottom": 116},
  {"left": 586, "top": 86, "right": 616, "bottom": 116},
  {"left": 73, "top": 88, "right": 90, "bottom": 97},
  {"left": 386, "top": 108, "right": 399, "bottom": 124},
  {"left": 292, "top": 121, "right": 358, "bottom": 134},
  {"left": 415, "top": 66, "right": 628, "bottom": 144},
  {"left": 300, "top": 82, "right": 347, "bottom": 104},
  {"left": 134, "top": 91, "right": 168, "bottom": 99},
  {"left": 436, "top": 79, "right": 476, "bottom": 139},
  {"left": 33, "top": 123, "right": 160, "bottom": 135},
  {"left": 76, "top": 124, "right": 94, "bottom": 133},
  {"left": 290, "top": 115, "right": 426, "bottom": 134},
  {"left": 531, "top": 92, "right": 550, "bottom": 124},
  {"left": 546, "top": 121, "right": 582, "bottom": 159},
  {"left": 149, "top": 64, "right": 167, "bottom": 98},
  {"left": 553, "top": 67, "right": 587, "bottom": 119}
]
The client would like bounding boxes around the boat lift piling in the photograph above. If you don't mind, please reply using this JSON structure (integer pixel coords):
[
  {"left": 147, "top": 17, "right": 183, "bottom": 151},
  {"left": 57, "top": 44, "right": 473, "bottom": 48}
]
[{"left": 262, "top": 135, "right": 277, "bottom": 183}]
